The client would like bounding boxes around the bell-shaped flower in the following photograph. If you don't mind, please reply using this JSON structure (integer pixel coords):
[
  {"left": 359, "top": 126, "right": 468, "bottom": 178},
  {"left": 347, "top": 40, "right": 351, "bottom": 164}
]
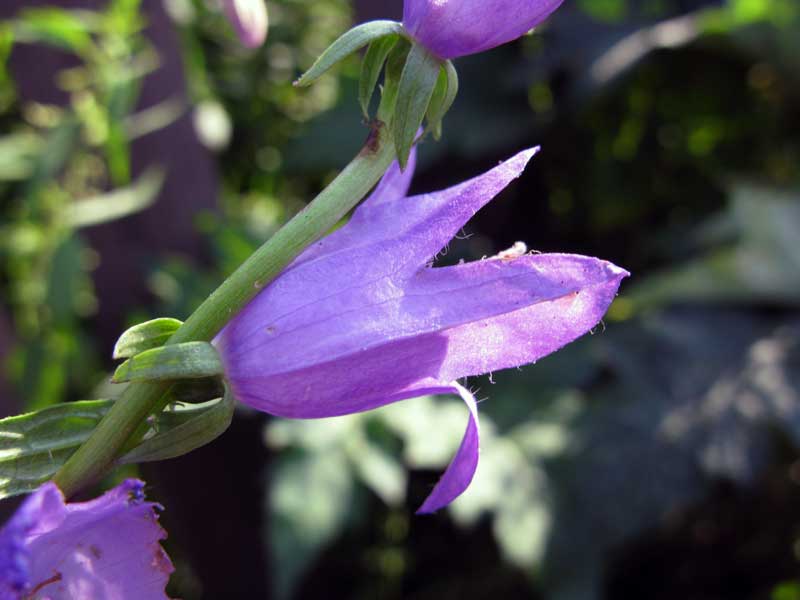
[
  {"left": 222, "top": 0, "right": 268, "bottom": 49},
  {"left": 0, "top": 480, "right": 173, "bottom": 599},
  {"left": 403, "top": 0, "right": 565, "bottom": 59},
  {"left": 216, "top": 147, "right": 628, "bottom": 513}
]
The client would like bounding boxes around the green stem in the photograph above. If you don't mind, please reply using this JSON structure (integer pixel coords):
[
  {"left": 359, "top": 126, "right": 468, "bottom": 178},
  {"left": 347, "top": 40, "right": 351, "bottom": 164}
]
[{"left": 54, "top": 126, "right": 396, "bottom": 498}]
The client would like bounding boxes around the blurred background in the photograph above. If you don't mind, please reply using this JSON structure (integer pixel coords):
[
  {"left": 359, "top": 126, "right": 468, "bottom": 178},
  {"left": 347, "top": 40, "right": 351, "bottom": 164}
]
[{"left": 1, "top": 0, "right": 799, "bottom": 598}]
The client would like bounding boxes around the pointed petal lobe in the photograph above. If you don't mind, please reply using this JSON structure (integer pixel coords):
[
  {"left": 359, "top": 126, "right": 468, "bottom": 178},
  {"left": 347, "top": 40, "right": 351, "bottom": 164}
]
[{"left": 417, "top": 383, "right": 480, "bottom": 514}]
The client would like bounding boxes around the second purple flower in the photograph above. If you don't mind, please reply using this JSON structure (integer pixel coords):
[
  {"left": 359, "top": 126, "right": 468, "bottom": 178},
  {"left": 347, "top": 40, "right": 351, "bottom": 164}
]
[{"left": 216, "top": 147, "right": 628, "bottom": 513}]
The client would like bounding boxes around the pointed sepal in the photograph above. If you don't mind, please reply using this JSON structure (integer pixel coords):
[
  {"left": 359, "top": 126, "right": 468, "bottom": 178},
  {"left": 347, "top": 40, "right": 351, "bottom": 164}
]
[
  {"left": 425, "top": 59, "right": 458, "bottom": 140},
  {"left": 113, "top": 317, "right": 183, "bottom": 360},
  {"left": 112, "top": 341, "right": 223, "bottom": 383},
  {"left": 358, "top": 33, "right": 400, "bottom": 118},
  {"left": 294, "top": 20, "right": 404, "bottom": 87},
  {"left": 119, "top": 387, "right": 235, "bottom": 464},
  {"left": 392, "top": 42, "right": 442, "bottom": 169}
]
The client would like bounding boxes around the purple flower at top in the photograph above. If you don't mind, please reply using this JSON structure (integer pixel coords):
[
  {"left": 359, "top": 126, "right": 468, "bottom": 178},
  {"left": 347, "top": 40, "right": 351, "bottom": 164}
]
[
  {"left": 222, "top": 0, "right": 268, "bottom": 48},
  {"left": 0, "top": 480, "right": 173, "bottom": 599},
  {"left": 216, "top": 146, "right": 628, "bottom": 514},
  {"left": 403, "top": 0, "right": 565, "bottom": 59}
]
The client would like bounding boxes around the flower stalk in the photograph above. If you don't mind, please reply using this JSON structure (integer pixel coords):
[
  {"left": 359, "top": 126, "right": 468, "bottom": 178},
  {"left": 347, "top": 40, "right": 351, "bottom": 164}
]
[{"left": 53, "top": 125, "right": 397, "bottom": 498}]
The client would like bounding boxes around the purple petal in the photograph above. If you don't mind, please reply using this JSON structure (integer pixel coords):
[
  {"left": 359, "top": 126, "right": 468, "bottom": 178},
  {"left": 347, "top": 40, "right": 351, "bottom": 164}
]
[
  {"left": 218, "top": 147, "right": 538, "bottom": 367},
  {"left": 416, "top": 383, "right": 480, "bottom": 514},
  {"left": 222, "top": 0, "right": 268, "bottom": 48},
  {"left": 422, "top": 254, "right": 630, "bottom": 379},
  {"left": 286, "top": 147, "right": 418, "bottom": 268},
  {"left": 403, "top": 0, "right": 565, "bottom": 59},
  {"left": 0, "top": 480, "right": 173, "bottom": 599},
  {"left": 219, "top": 253, "right": 626, "bottom": 417}
]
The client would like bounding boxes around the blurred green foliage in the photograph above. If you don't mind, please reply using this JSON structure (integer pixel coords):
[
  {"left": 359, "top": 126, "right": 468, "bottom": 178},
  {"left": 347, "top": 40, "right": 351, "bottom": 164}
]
[{"left": 0, "top": 0, "right": 168, "bottom": 411}]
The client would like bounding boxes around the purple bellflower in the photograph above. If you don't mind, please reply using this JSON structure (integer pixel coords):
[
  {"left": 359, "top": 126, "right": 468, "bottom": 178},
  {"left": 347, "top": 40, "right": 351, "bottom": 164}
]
[
  {"left": 403, "top": 0, "right": 565, "bottom": 59},
  {"left": 216, "top": 147, "right": 628, "bottom": 514},
  {"left": 0, "top": 480, "right": 173, "bottom": 599},
  {"left": 222, "top": 0, "right": 268, "bottom": 49}
]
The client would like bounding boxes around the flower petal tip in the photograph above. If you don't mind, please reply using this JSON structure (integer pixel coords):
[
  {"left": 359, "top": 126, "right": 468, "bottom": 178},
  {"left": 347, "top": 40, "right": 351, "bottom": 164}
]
[{"left": 415, "top": 383, "right": 480, "bottom": 515}]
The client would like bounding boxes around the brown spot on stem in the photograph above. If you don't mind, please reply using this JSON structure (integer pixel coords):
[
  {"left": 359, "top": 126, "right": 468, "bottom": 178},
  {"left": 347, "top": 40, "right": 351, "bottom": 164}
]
[{"left": 361, "top": 119, "right": 385, "bottom": 155}]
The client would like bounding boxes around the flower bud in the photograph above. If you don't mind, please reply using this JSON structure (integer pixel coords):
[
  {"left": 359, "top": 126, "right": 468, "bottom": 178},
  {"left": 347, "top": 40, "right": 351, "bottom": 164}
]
[
  {"left": 403, "top": 0, "right": 564, "bottom": 59},
  {"left": 222, "top": 0, "right": 268, "bottom": 49}
]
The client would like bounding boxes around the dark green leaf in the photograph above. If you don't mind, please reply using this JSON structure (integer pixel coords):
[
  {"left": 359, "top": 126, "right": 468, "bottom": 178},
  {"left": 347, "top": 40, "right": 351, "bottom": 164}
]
[
  {"left": 0, "top": 400, "right": 113, "bottom": 499},
  {"left": 113, "top": 317, "right": 183, "bottom": 359},
  {"left": 425, "top": 59, "right": 459, "bottom": 140},
  {"left": 358, "top": 34, "right": 399, "bottom": 118},
  {"left": 392, "top": 43, "right": 442, "bottom": 169},
  {"left": 294, "top": 20, "right": 404, "bottom": 87},
  {"left": 119, "top": 390, "right": 235, "bottom": 464},
  {"left": 112, "top": 341, "right": 223, "bottom": 383}
]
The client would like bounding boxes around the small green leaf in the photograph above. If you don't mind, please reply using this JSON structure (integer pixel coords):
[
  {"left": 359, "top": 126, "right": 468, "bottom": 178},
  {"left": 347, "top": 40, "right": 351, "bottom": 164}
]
[
  {"left": 358, "top": 34, "right": 399, "bottom": 118},
  {"left": 392, "top": 43, "right": 442, "bottom": 169},
  {"left": 113, "top": 317, "right": 183, "bottom": 359},
  {"left": 425, "top": 60, "right": 459, "bottom": 140},
  {"left": 64, "top": 167, "right": 165, "bottom": 228},
  {"left": 112, "top": 341, "right": 223, "bottom": 383},
  {"left": 119, "top": 390, "right": 235, "bottom": 464},
  {"left": 294, "top": 20, "right": 404, "bottom": 87},
  {"left": 0, "top": 400, "right": 114, "bottom": 499}
]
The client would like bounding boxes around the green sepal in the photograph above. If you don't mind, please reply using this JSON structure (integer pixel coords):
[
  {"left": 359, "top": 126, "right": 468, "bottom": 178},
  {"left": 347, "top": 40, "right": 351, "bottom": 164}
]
[
  {"left": 113, "top": 317, "right": 183, "bottom": 359},
  {"left": 392, "top": 43, "right": 442, "bottom": 169},
  {"left": 112, "top": 341, "right": 223, "bottom": 383},
  {"left": 376, "top": 41, "right": 411, "bottom": 123},
  {"left": 119, "top": 388, "right": 235, "bottom": 464},
  {"left": 358, "top": 34, "right": 399, "bottom": 118},
  {"left": 0, "top": 400, "right": 113, "bottom": 499},
  {"left": 294, "top": 20, "right": 404, "bottom": 87},
  {"left": 425, "top": 60, "right": 459, "bottom": 140}
]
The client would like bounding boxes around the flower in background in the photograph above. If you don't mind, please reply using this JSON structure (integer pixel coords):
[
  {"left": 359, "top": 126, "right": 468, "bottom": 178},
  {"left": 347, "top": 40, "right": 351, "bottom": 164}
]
[
  {"left": 0, "top": 480, "right": 172, "bottom": 599},
  {"left": 216, "top": 147, "right": 628, "bottom": 513},
  {"left": 403, "top": 0, "right": 564, "bottom": 59},
  {"left": 222, "top": 0, "right": 268, "bottom": 49}
]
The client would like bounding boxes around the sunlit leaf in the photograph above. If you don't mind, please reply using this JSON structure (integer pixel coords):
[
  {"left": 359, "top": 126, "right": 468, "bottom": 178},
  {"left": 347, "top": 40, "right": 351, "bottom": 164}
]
[{"left": 0, "top": 400, "right": 113, "bottom": 499}]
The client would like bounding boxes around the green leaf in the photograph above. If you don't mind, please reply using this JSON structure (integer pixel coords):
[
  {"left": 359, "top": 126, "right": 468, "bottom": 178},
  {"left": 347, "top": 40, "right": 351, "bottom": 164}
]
[
  {"left": 64, "top": 167, "right": 165, "bottom": 228},
  {"left": 358, "top": 34, "right": 399, "bottom": 118},
  {"left": 112, "top": 341, "right": 223, "bottom": 383},
  {"left": 0, "top": 400, "right": 113, "bottom": 499},
  {"left": 425, "top": 59, "right": 459, "bottom": 140},
  {"left": 294, "top": 20, "right": 404, "bottom": 87},
  {"left": 391, "top": 43, "right": 442, "bottom": 169},
  {"left": 119, "top": 391, "right": 235, "bottom": 464},
  {"left": 0, "top": 133, "right": 43, "bottom": 181},
  {"left": 113, "top": 317, "right": 183, "bottom": 359},
  {"left": 14, "top": 8, "right": 94, "bottom": 53}
]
